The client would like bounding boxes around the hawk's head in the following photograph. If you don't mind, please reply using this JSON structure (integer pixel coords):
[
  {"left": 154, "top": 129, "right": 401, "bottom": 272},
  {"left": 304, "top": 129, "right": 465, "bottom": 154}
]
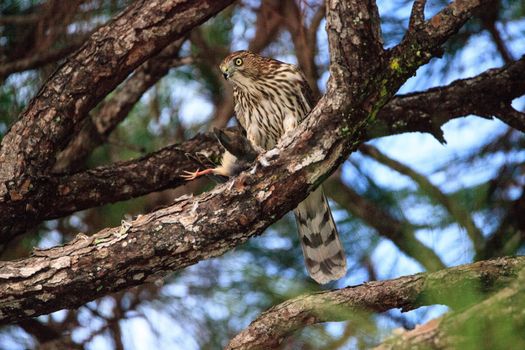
[{"left": 219, "top": 50, "right": 283, "bottom": 85}]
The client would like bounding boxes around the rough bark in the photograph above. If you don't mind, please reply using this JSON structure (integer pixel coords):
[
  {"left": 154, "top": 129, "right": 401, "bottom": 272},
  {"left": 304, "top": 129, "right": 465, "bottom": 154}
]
[
  {"left": 53, "top": 38, "right": 187, "bottom": 173},
  {"left": 0, "top": 0, "right": 234, "bottom": 204},
  {"left": 0, "top": 131, "right": 223, "bottom": 248},
  {"left": 374, "top": 267, "right": 525, "bottom": 350},
  {"left": 0, "top": 0, "right": 490, "bottom": 325},
  {"left": 372, "top": 54, "right": 525, "bottom": 141},
  {"left": 1, "top": 53, "right": 521, "bottom": 249},
  {"left": 226, "top": 256, "right": 525, "bottom": 350},
  {"left": 0, "top": 0, "right": 234, "bottom": 242},
  {"left": 0, "top": 37, "right": 85, "bottom": 80}
]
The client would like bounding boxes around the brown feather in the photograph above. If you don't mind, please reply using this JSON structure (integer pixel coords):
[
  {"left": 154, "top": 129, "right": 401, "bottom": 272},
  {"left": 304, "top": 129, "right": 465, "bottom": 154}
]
[{"left": 220, "top": 51, "right": 347, "bottom": 284}]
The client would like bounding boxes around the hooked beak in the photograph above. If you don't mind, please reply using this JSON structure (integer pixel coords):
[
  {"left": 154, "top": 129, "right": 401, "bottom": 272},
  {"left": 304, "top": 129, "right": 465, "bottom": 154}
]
[{"left": 220, "top": 63, "right": 231, "bottom": 80}]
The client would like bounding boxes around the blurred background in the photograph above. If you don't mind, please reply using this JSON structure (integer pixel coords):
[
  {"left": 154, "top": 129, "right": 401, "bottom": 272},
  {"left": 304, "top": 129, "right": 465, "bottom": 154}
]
[{"left": 1, "top": 0, "right": 524, "bottom": 349}]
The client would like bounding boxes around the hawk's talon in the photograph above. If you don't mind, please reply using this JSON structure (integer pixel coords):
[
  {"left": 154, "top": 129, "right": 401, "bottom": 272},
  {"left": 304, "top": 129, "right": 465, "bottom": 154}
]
[{"left": 181, "top": 168, "right": 214, "bottom": 181}]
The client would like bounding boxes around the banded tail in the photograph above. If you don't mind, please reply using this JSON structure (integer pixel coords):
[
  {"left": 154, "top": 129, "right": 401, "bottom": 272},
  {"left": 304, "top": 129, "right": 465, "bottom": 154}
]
[{"left": 294, "top": 187, "right": 347, "bottom": 284}]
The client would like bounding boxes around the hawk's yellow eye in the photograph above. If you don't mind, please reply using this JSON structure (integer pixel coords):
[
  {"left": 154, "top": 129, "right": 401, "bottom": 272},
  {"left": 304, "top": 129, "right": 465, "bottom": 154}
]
[{"left": 234, "top": 58, "right": 243, "bottom": 66}]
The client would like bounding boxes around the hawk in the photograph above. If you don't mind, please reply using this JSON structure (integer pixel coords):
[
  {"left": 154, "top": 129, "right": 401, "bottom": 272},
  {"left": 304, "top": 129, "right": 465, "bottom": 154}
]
[{"left": 186, "top": 51, "right": 347, "bottom": 284}]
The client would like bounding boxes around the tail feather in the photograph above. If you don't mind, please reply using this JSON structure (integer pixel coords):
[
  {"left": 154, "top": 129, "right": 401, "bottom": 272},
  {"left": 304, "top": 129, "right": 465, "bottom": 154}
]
[{"left": 294, "top": 187, "right": 347, "bottom": 284}]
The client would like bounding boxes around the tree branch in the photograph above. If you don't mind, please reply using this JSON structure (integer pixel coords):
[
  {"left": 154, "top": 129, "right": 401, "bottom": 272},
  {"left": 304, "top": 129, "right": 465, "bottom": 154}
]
[
  {"left": 0, "top": 0, "right": 490, "bottom": 324},
  {"left": 0, "top": 130, "right": 224, "bottom": 247},
  {"left": 0, "top": 37, "right": 85, "bottom": 80},
  {"left": 52, "top": 38, "right": 187, "bottom": 173},
  {"left": 495, "top": 105, "right": 525, "bottom": 134},
  {"left": 373, "top": 54, "right": 525, "bottom": 140},
  {"left": 408, "top": 0, "right": 426, "bottom": 31},
  {"left": 226, "top": 256, "right": 525, "bottom": 350},
  {"left": 374, "top": 266, "right": 525, "bottom": 349},
  {"left": 0, "top": 0, "right": 235, "bottom": 199},
  {"left": 1, "top": 50, "right": 520, "bottom": 248}
]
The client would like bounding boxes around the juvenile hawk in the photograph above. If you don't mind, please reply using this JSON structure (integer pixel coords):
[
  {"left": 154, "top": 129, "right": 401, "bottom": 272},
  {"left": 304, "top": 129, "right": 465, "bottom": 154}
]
[{"left": 187, "top": 51, "right": 347, "bottom": 284}]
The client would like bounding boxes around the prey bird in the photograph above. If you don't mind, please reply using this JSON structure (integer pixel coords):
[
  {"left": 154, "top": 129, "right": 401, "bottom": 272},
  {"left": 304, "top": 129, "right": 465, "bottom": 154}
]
[{"left": 184, "top": 51, "right": 347, "bottom": 284}]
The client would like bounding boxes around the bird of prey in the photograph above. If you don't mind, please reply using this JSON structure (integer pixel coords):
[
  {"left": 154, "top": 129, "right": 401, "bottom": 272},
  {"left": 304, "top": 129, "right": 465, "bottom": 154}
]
[{"left": 184, "top": 51, "right": 347, "bottom": 284}]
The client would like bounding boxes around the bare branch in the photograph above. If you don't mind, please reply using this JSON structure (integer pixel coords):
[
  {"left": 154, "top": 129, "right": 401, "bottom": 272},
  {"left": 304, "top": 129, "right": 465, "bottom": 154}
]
[
  {"left": 408, "top": 0, "right": 426, "bottom": 31},
  {"left": 325, "top": 0, "right": 384, "bottom": 99},
  {"left": 495, "top": 106, "right": 525, "bottom": 134},
  {"left": 374, "top": 55, "right": 525, "bottom": 140},
  {"left": 0, "top": 129, "right": 224, "bottom": 247},
  {"left": 53, "top": 38, "right": 187, "bottom": 173},
  {"left": 226, "top": 256, "right": 525, "bottom": 350},
  {"left": 1, "top": 51, "right": 520, "bottom": 248},
  {"left": 0, "top": 37, "right": 85, "bottom": 80},
  {"left": 0, "top": 0, "right": 235, "bottom": 200},
  {"left": 374, "top": 268, "right": 525, "bottom": 349}
]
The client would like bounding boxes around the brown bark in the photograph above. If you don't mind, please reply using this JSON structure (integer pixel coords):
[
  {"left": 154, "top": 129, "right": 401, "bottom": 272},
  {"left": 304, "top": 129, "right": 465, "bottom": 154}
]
[
  {"left": 227, "top": 256, "right": 525, "bottom": 350},
  {"left": 373, "top": 54, "right": 525, "bottom": 140},
  {"left": 0, "top": 0, "right": 235, "bottom": 203},
  {"left": 53, "top": 38, "right": 187, "bottom": 173},
  {"left": 0, "top": 0, "right": 490, "bottom": 326},
  {"left": 0, "top": 37, "right": 85, "bottom": 80},
  {"left": 0, "top": 130, "right": 223, "bottom": 248},
  {"left": 1, "top": 53, "right": 522, "bottom": 249},
  {"left": 374, "top": 267, "right": 525, "bottom": 350}
]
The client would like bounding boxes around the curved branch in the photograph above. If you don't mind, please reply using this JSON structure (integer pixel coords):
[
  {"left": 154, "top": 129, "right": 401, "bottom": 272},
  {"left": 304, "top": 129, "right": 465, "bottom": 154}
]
[
  {"left": 0, "top": 0, "right": 235, "bottom": 199},
  {"left": 226, "top": 256, "right": 525, "bottom": 350},
  {"left": 1, "top": 49, "right": 521, "bottom": 250},
  {"left": 374, "top": 267, "right": 525, "bottom": 349},
  {"left": 53, "top": 38, "right": 187, "bottom": 173},
  {"left": 0, "top": 38, "right": 85, "bottom": 80},
  {"left": 374, "top": 55, "right": 525, "bottom": 139},
  {"left": 0, "top": 0, "right": 489, "bottom": 325},
  {"left": 0, "top": 130, "right": 224, "bottom": 247}
]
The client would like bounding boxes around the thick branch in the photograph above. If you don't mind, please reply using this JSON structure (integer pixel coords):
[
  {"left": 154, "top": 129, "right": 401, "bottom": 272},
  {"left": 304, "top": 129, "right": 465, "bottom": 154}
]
[
  {"left": 0, "top": 0, "right": 489, "bottom": 324},
  {"left": 375, "top": 268, "right": 525, "bottom": 349},
  {"left": 0, "top": 0, "right": 234, "bottom": 198},
  {"left": 0, "top": 38, "right": 85, "bottom": 80},
  {"left": 226, "top": 256, "right": 525, "bottom": 350},
  {"left": 2, "top": 52, "right": 520, "bottom": 248},
  {"left": 374, "top": 55, "right": 525, "bottom": 139},
  {"left": 53, "top": 38, "right": 187, "bottom": 173},
  {"left": 0, "top": 130, "right": 223, "bottom": 247}
]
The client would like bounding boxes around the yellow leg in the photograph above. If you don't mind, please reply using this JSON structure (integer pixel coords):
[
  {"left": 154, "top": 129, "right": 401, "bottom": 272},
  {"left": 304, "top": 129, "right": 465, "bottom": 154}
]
[{"left": 181, "top": 168, "right": 215, "bottom": 181}]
